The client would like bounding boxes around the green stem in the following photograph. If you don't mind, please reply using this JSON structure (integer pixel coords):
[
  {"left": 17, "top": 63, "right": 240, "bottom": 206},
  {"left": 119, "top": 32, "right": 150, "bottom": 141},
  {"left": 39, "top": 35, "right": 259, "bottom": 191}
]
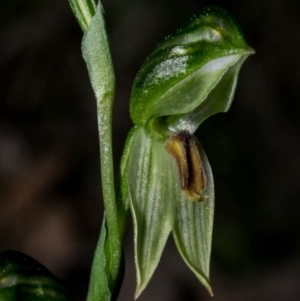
[
  {"left": 81, "top": 4, "right": 121, "bottom": 297},
  {"left": 69, "top": 0, "right": 96, "bottom": 32},
  {"left": 97, "top": 91, "right": 121, "bottom": 281},
  {"left": 69, "top": 1, "right": 123, "bottom": 299}
]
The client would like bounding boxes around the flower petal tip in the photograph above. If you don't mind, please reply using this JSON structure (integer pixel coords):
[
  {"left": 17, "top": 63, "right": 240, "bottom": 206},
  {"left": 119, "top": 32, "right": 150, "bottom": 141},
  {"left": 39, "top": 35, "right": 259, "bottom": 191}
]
[
  {"left": 196, "top": 274, "right": 214, "bottom": 297},
  {"left": 203, "top": 279, "right": 214, "bottom": 297},
  {"left": 246, "top": 46, "right": 255, "bottom": 54},
  {"left": 134, "top": 279, "right": 147, "bottom": 300},
  {"left": 134, "top": 286, "right": 142, "bottom": 300},
  {"left": 207, "top": 286, "right": 214, "bottom": 297}
]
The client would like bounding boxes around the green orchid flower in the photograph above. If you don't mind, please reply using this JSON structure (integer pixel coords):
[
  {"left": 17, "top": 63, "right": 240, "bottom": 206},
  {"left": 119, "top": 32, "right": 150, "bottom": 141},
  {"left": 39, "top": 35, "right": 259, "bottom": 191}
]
[{"left": 121, "top": 6, "right": 254, "bottom": 298}]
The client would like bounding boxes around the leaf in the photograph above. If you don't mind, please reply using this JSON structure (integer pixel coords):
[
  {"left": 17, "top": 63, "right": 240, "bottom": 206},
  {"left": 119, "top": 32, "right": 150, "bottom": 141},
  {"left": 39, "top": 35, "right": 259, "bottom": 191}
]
[
  {"left": 82, "top": 1, "right": 115, "bottom": 104},
  {"left": 87, "top": 217, "right": 111, "bottom": 301},
  {"left": 0, "top": 250, "right": 70, "bottom": 301},
  {"left": 130, "top": 6, "right": 253, "bottom": 130},
  {"left": 172, "top": 138, "right": 214, "bottom": 295},
  {"left": 126, "top": 127, "right": 180, "bottom": 298}
]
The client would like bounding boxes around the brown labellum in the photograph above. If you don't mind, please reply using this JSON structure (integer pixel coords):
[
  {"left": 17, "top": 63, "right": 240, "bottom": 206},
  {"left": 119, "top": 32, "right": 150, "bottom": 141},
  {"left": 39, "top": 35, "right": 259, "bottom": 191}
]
[{"left": 165, "top": 131, "right": 206, "bottom": 202}]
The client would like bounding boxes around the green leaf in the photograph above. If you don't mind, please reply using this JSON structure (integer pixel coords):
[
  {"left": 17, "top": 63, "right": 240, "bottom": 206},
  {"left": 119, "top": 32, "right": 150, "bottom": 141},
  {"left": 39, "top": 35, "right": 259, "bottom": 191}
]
[
  {"left": 126, "top": 127, "right": 180, "bottom": 298},
  {"left": 82, "top": 2, "right": 115, "bottom": 103},
  {"left": 130, "top": 6, "right": 253, "bottom": 132},
  {"left": 87, "top": 217, "right": 111, "bottom": 301},
  {"left": 0, "top": 250, "right": 69, "bottom": 301},
  {"left": 172, "top": 137, "right": 214, "bottom": 296}
]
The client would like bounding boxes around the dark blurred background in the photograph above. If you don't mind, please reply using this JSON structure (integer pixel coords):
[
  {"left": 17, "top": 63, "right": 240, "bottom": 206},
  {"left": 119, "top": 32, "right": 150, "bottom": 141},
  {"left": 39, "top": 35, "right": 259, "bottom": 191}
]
[{"left": 1, "top": 0, "right": 300, "bottom": 300}]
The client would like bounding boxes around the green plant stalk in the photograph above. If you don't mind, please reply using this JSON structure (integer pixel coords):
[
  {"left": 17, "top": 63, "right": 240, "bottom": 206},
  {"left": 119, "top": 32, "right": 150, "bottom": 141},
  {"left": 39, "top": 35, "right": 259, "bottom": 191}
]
[
  {"left": 70, "top": 1, "right": 122, "bottom": 300},
  {"left": 69, "top": 0, "right": 96, "bottom": 31},
  {"left": 94, "top": 79, "right": 120, "bottom": 284},
  {"left": 82, "top": 10, "right": 121, "bottom": 301}
]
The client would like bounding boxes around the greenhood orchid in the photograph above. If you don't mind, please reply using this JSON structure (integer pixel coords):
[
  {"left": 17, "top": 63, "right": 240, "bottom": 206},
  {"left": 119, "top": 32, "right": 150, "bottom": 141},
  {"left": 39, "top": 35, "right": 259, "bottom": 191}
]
[
  {"left": 0, "top": 2, "right": 254, "bottom": 301},
  {"left": 121, "top": 6, "right": 254, "bottom": 298}
]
